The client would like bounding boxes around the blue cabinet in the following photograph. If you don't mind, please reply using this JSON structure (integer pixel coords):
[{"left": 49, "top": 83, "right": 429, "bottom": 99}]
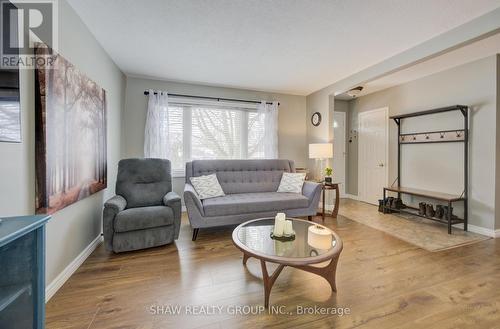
[{"left": 0, "top": 215, "right": 50, "bottom": 329}]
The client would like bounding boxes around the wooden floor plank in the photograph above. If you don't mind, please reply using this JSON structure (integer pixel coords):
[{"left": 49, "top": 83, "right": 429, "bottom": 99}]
[{"left": 46, "top": 200, "right": 500, "bottom": 329}]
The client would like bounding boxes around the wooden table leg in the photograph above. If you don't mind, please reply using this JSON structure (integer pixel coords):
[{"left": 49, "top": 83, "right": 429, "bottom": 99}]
[
  {"left": 291, "top": 255, "right": 341, "bottom": 292},
  {"left": 260, "top": 260, "right": 285, "bottom": 308},
  {"left": 322, "top": 186, "right": 326, "bottom": 222},
  {"left": 332, "top": 184, "right": 340, "bottom": 218},
  {"left": 242, "top": 253, "right": 250, "bottom": 265}
]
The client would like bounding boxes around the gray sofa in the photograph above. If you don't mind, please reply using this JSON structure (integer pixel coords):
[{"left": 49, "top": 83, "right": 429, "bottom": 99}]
[
  {"left": 103, "top": 158, "right": 181, "bottom": 253},
  {"left": 184, "top": 159, "right": 321, "bottom": 240}
]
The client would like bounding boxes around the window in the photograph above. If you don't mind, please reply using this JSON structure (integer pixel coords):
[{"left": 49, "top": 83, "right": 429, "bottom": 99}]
[{"left": 167, "top": 101, "right": 265, "bottom": 176}]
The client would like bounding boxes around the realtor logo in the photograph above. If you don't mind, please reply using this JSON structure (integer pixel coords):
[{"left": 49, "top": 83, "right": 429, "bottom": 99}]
[{"left": 1, "top": 0, "right": 58, "bottom": 68}]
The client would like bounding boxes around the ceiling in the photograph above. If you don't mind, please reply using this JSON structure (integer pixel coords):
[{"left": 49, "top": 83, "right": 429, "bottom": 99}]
[
  {"left": 335, "top": 32, "right": 500, "bottom": 100},
  {"left": 67, "top": 0, "right": 500, "bottom": 96}
]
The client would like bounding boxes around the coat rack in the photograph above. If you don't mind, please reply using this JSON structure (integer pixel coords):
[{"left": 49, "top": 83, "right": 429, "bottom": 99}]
[{"left": 383, "top": 105, "right": 469, "bottom": 234}]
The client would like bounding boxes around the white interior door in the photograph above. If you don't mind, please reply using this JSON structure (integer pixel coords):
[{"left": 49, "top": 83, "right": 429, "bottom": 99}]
[
  {"left": 358, "top": 108, "right": 388, "bottom": 205},
  {"left": 333, "top": 111, "right": 346, "bottom": 195}
]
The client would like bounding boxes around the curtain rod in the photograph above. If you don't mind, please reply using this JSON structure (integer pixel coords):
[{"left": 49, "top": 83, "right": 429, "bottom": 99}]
[{"left": 143, "top": 90, "right": 279, "bottom": 106}]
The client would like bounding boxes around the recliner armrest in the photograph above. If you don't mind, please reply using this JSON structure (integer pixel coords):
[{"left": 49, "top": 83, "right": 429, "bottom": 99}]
[
  {"left": 103, "top": 195, "right": 127, "bottom": 251},
  {"left": 302, "top": 181, "right": 321, "bottom": 204},
  {"left": 163, "top": 191, "right": 181, "bottom": 207},
  {"left": 104, "top": 195, "right": 127, "bottom": 213},
  {"left": 164, "top": 191, "right": 182, "bottom": 239},
  {"left": 183, "top": 183, "right": 204, "bottom": 216}
]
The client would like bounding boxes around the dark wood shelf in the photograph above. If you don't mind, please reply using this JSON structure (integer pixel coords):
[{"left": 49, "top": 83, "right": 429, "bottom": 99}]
[
  {"left": 384, "top": 186, "right": 465, "bottom": 202},
  {"left": 389, "top": 105, "right": 467, "bottom": 120}
]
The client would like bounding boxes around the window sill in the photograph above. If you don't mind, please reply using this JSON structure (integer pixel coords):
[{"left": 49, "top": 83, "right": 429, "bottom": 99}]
[{"left": 172, "top": 171, "right": 185, "bottom": 178}]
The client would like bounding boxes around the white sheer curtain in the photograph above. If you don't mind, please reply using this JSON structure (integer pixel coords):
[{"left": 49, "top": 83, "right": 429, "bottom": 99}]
[
  {"left": 257, "top": 101, "right": 279, "bottom": 158},
  {"left": 144, "top": 90, "right": 170, "bottom": 158}
]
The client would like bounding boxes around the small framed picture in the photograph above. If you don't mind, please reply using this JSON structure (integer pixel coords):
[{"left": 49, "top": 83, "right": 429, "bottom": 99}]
[{"left": 0, "top": 69, "right": 21, "bottom": 143}]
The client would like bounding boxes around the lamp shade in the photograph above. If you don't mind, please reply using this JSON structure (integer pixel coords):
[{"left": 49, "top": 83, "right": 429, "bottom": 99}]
[{"left": 309, "top": 143, "right": 333, "bottom": 159}]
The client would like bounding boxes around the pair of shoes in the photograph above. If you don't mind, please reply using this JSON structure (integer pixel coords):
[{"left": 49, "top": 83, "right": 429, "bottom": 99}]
[
  {"left": 394, "top": 198, "right": 405, "bottom": 209},
  {"left": 418, "top": 202, "right": 426, "bottom": 216},
  {"left": 378, "top": 199, "right": 384, "bottom": 212},
  {"left": 435, "top": 205, "right": 444, "bottom": 219},
  {"left": 418, "top": 203, "right": 436, "bottom": 217},
  {"left": 442, "top": 206, "right": 456, "bottom": 219}
]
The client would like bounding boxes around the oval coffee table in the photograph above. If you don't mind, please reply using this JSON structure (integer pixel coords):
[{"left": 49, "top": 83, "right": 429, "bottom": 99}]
[{"left": 232, "top": 217, "right": 343, "bottom": 307}]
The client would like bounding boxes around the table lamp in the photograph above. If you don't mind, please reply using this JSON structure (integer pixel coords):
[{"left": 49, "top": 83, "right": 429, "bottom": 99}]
[{"left": 309, "top": 143, "right": 333, "bottom": 181}]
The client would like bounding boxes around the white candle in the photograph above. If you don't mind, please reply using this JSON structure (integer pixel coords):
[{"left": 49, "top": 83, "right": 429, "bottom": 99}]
[
  {"left": 307, "top": 225, "right": 333, "bottom": 250},
  {"left": 284, "top": 220, "right": 294, "bottom": 236},
  {"left": 273, "top": 214, "right": 285, "bottom": 237}
]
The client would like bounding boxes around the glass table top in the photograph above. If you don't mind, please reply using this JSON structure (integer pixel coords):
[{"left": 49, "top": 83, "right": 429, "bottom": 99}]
[{"left": 235, "top": 218, "right": 337, "bottom": 259}]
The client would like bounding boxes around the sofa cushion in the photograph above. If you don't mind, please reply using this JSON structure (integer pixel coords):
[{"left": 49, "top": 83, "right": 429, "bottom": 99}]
[
  {"left": 186, "top": 159, "right": 295, "bottom": 194},
  {"left": 190, "top": 173, "right": 225, "bottom": 199},
  {"left": 202, "top": 192, "right": 309, "bottom": 217},
  {"left": 115, "top": 206, "right": 174, "bottom": 232},
  {"left": 277, "top": 172, "right": 306, "bottom": 193}
]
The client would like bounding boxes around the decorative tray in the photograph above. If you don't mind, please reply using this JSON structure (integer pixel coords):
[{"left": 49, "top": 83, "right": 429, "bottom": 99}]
[{"left": 270, "top": 232, "right": 295, "bottom": 242}]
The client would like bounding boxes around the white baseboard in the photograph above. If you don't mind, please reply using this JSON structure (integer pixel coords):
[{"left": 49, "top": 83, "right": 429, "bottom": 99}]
[
  {"left": 453, "top": 223, "right": 500, "bottom": 238},
  {"left": 344, "top": 193, "right": 360, "bottom": 201},
  {"left": 45, "top": 235, "right": 103, "bottom": 302}
]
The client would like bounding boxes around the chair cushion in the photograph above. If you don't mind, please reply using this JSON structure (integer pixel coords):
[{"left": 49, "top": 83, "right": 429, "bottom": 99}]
[
  {"left": 202, "top": 192, "right": 309, "bottom": 217},
  {"left": 116, "top": 158, "right": 172, "bottom": 208},
  {"left": 115, "top": 206, "right": 174, "bottom": 233}
]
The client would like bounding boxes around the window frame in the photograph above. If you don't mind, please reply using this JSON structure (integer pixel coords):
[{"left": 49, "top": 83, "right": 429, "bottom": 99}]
[{"left": 168, "top": 98, "right": 262, "bottom": 177}]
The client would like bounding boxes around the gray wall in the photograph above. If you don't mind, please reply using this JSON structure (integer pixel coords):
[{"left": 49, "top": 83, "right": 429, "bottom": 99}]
[
  {"left": 0, "top": 0, "right": 126, "bottom": 286},
  {"left": 122, "top": 76, "right": 307, "bottom": 201},
  {"left": 496, "top": 54, "right": 500, "bottom": 229},
  {"left": 346, "top": 55, "right": 498, "bottom": 230},
  {"left": 306, "top": 88, "right": 331, "bottom": 175}
]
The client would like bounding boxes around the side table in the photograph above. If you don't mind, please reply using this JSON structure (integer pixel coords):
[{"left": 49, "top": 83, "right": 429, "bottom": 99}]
[{"left": 319, "top": 182, "right": 340, "bottom": 221}]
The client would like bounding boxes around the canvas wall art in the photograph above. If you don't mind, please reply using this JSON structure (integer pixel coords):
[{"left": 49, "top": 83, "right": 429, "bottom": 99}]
[{"left": 34, "top": 44, "right": 107, "bottom": 214}]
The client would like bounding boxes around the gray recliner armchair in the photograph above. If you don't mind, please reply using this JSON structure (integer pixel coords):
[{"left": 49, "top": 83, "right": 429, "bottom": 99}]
[{"left": 103, "top": 158, "right": 181, "bottom": 253}]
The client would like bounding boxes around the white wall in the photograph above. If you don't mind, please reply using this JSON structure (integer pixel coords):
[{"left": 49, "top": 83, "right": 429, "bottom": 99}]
[
  {"left": 346, "top": 55, "right": 498, "bottom": 230},
  {"left": 0, "top": 0, "right": 126, "bottom": 286},
  {"left": 122, "top": 76, "right": 307, "bottom": 201}
]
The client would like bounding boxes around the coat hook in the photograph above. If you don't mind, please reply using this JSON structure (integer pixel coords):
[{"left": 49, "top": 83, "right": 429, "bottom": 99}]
[
  {"left": 413, "top": 135, "right": 416, "bottom": 141},
  {"left": 425, "top": 134, "right": 429, "bottom": 140},
  {"left": 456, "top": 131, "right": 462, "bottom": 138},
  {"left": 440, "top": 132, "right": 445, "bottom": 139}
]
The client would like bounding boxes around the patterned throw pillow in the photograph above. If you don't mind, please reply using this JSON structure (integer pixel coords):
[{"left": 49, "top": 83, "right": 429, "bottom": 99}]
[
  {"left": 190, "top": 173, "right": 225, "bottom": 200},
  {"left": 277, "top": 172, "right": 306, "bottom": 193}
]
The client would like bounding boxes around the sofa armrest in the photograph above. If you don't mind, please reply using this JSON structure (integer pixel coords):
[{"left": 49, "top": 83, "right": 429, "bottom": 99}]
[
  {"left": 164, "top": 191, "right": 182, "bottom": 239},
  {"left": 103, "top": 195, "right": 127, "bottom": 251},
  {"left": 302, "top": 181, "right": 321, "bottom": 204},
  {"left": 183, "top": 183, "right": 204, "bottom": 216}
]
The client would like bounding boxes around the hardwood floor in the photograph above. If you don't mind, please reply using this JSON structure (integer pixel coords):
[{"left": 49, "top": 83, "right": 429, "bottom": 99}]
[{"left": 46, "top": 200, "right": 500, "bottom": 329}]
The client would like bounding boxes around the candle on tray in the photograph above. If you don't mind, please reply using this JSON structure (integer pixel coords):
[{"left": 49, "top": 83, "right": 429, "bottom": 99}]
[
  {"left": 307, "top": 225, "right": 333, "bottom": 250},
  {"left": 283, "top": 220, "right": 294, "bottom": 236},
  {"left": 273, "top": 213, "right": 286, "bottom": 237}
]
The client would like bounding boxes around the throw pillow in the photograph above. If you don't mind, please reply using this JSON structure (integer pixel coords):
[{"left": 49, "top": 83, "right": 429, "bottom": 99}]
[
  {"left": 277, "top": 172, "right": 306, "bottom": 193},
  {"left": 190, "top": 173, "right": 225, "bottom": 200}
]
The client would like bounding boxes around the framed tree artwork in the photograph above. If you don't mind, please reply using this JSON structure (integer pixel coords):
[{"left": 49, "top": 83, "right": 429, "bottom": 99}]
[{"left": 34, "top": 44, "right": 107, "bottom": 214}]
